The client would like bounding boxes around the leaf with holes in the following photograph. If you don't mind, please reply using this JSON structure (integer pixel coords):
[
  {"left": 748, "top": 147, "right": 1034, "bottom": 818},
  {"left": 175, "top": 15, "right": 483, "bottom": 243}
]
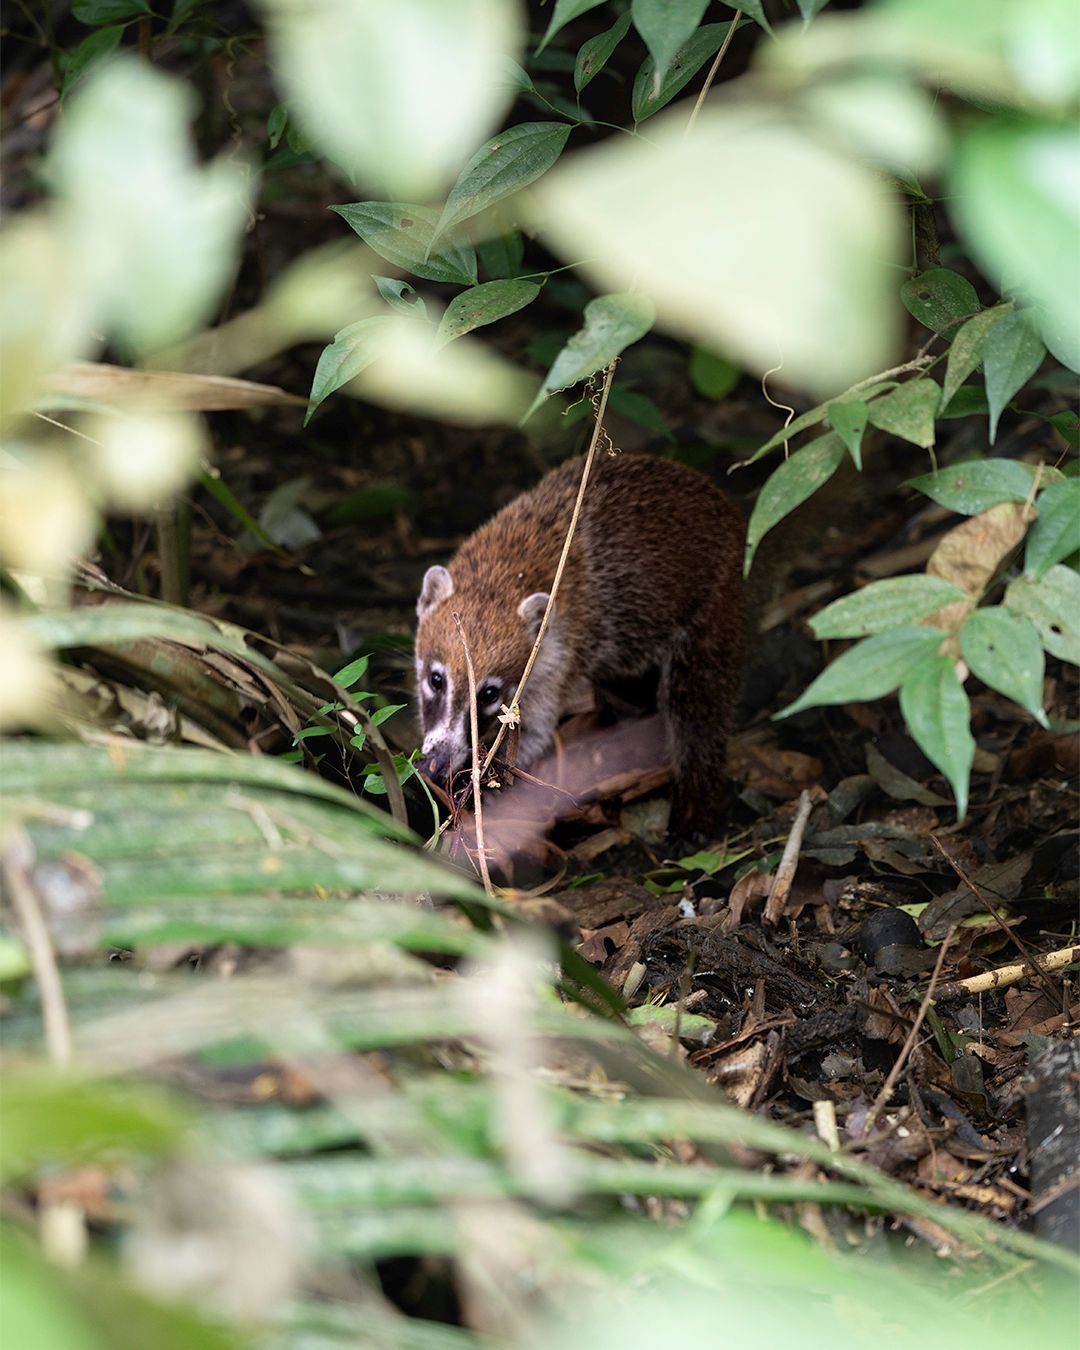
[
  {"left": 523, "top": 291, "right": 654, "bottom": 421},
  {"left": 745, "top": 432, "right": 846, "bottom": 572},
  {"left": 983, "top": 309, "right": 1047, "bottom": 444},
  {"left": 942, "top": 304, "right": 1010, "bottom": 408},
  {"left": 866, "top": 379, "right": 940, "bottom": 448},
  {"left": 434, "top": 279, "right": 541, "bottom": 351},
  {"left": 374, "top": 277, "right": 427, "bottom": 317},
  {"left": 777, "top": 626, "right": 944, "bottom": 718},
  {"left": 434, "top": 123, "right": 573, "bottom": 239},
  {"left": 908, "top": 459, "right": 1036, "bottom": 516},
  {"left": 900, "top": 268, "right": 980, "bottom": 336},
  {"left": 331, "top": 203, "right": 477, "bottom": 285},
  {"left": 960, "top": 607, "right": 1047, "bottom": 727},
  {"left": 811, "top": 576, "right": 970, "bottom": 639},
  {"left": 899, "top": 655, "right": 974, "bottom": 821},
  {"left": 1026, "top": 480, "right": 1080, "bottom": 579},
  {"left": 1004, "top": 566, "right": 1080, "bottom": 665},
  {"left": 631, "top": 22, "right": 739, "bottom": 123},
  {"left": 632, "top": 0, "right": 710, "bottom": 87},
  {"left": 575, "top": 11, "right": 633, "bottom": 92},
  {"left": 827, "top": 400, "right": 868, "bottom": 467}
]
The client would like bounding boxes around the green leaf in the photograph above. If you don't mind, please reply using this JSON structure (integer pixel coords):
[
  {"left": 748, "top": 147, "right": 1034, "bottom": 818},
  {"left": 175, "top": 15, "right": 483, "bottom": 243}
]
[
  {"left": 267, "top": 101, "right": 288, "bottom": 149},
  {"left": 607, "top": 385, "right": 673, "bottom": 440},
  {"left": 866, "top": 378, "right": 941, "bottom": 448},
  {"left": 1004, "top": 566, "right": 1080, "bottom": 664},
  {"left": 951, "top": 120, "right": 1080, "bottom": 367},
  {"left": 370, "top": 703, "right": 406, "bottom": 726},
  {"left": 575, "top": 10, "right": 633, "bottom": 92},
  {"left": 811, "top": 576, "right": 970, "bottom": 638},
  {"left": 940, "top": 303, "right": 1009, "bottom": 408},
  {"left": 940, "top": 385, "right": 989, "bottom": 419},
  {"left": 631, "top": 22, "right": 737, "bottom": 123},
  {"left": 333, "top": 655, "right": 370, "bottom": 687},
  {"left": 331, "top": 202, "right": 477, "bottom": 285},
  {"left": 1026, "top": 480, "right": 1080, "bottom": 578},
  {"left": 736, "top": 0, "right": 774, "bottom": 31},
  {"left": 537, "top": 0, "right": 607, "bottom": 53},
  {"left": 73, "top": 0, "right": 149, "bottom": 22},
  {"left": 777, "top": 626, "right": 944, "bottom": 718},
  {"left": 59, "top": 26, "right": 120, "bottom": 95},
  {"left": 477, "top": 230, "right": 525, "bottom": 280},
  {"left": 689, "top": 347, "right": 740, "bottom": 399},
  {"left": 744, "top": 432, "right": 845, "bottom": 572},
  {"left": 434, "top": 122, "right": 573, "bottom": 239},
  {"left": 434, "top": 278, "right": 541, "bottom": 350},
  {"left": 827, "top": 399, "right": 868, "bottom": 467},
  {"left": 745, "top": 381, "right": 897, "bottom": 464},
  {"left": 960, "top": 607, "right": 1048, "bottom": 727},
  {"left": 523, "top": 291, "right": 655, "bottom": 421},
  {"left": 898, "top": 655, "right": 974, "bottom": 820},
  {"left": 632, "top": 0, "right": 710, "bottom": 86},
  {"left": 1050, "top": 410, "right": 1079, "bottom": 450},
  {"left": 900, "top": 268, "right": 980, "bottom": 335},
  {"left": 983, "top": 309, "right": 1047, "bottom": 444},
  {"left": 907, "top": 458, "right": 1035, "bottom": 515},
  {"left": 374, "top": 276, "right": 427, "bottom": 316},
  {"left": 305, "top": 315, "right": 397, "bottom": 425}
]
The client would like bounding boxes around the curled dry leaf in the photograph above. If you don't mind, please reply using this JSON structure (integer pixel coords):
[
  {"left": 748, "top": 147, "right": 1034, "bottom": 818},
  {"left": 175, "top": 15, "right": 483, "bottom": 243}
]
[{"left": 925, "top": 501, "right": 1031, "bottom": 611}]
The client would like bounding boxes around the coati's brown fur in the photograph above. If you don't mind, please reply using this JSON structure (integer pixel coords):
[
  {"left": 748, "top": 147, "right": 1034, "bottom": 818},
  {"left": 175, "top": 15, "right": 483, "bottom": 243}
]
[{"left": 415, "top": 452, "right": 745, "bottom": 830}]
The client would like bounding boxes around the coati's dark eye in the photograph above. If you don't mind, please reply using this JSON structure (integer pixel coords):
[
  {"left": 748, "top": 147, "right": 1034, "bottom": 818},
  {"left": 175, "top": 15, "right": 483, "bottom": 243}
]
[
  {"left": 479, "top": 682, "right": 501, "bottom": 707},
  {"left": 428, "top": 669, "right": 444, "bottom": 691}
]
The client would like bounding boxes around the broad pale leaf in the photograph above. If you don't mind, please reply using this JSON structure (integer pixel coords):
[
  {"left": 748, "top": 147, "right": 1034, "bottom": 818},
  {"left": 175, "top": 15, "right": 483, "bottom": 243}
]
[
  {"left": 983, "top": 309, "right": 1047, "bottom": 443},
  {"left": 1025, "top": 479, "right": 1080, "bottom": 578},
  {"left": 908, "top": 459, "right": 1035, "bottom": 516},
  {"left": 1004, "top": 566, "right": 1080, "bottom": 664},
  {"left": 899, "top": 654, "right": 974, "bottom": 820},
  {"left": 900, "top": 268, "right": 980, "bottom": 335},
  {"left": 632, "top": 0, "right": 710, "bottom": 87},
  {"left": 866, "top": 378, "right": 940, "bottom": 448},
  {"left": 811, "top": 576, "right": 970, "bottom": 639},
  {"left": 942, "top": 304, "right": 1010, "bottom": 408},
  {"left": 434, "top": 122, "right": 573, "bottom": 238},
  {"left": 777, "top": 626, "right": 945, "bottom": 717},
  {"left": 331, "top": 203, "right": 477, "bottom": 285},
  {"left": 434, "top": 278, "right": 541, "bottom": 350},
  {"left": 745, "top": 433, "right": 846, "bottom": 572},
  {"left": 373, "top": 276, "right": 427, "bottom": 317},
  {"left": 827, "top": 399, "right": 867, "bottom": 467},
  {"left": 262, "top": 0, "right": 523, "bottom": 199},
  {"left": 960, "top": 607, "right": 1048, "bottom": 726},
  {"left": 49, "top": 58, "right": 249, "bottom": 356},
  {"left": 524, "top": 292, "right": 655, "bottom": 421},
  {"left": 631, "top": 22, "right": 739, "bottom": 123},
  {"left": 951, "top": 121, "right": 1079, "bottom": 365},
  {"left": 533, "top": 104, "right": 903, "bottom": 394},
  {"left": 575, "top": 11, "right": 633, "bottom": 92}
]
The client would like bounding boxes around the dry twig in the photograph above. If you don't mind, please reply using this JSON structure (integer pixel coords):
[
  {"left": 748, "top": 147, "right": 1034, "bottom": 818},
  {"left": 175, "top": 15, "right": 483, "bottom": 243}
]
[{"left": 763, "top": 789, "right": 814, "bottom": 925}]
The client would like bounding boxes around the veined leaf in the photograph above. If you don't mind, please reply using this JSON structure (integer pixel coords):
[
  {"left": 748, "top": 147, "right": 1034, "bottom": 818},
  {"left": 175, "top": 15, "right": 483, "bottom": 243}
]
[
  {"left": 908, "top": 458, "right": 1036, "bottom": 515},
  {"left": 983, "top": 309, "right": 1046, "bottom": 443},
  {"left": 632, "top": 0, "right": 710, "bottom": 88},
  {"left": 866, "top": 378, "right": 940, "bottom": 448},
  {"left": 631, "top": 22, "right": 739, "bottom": 123},
  {"left": 434, "top": 278, "right": 541, "bottom": 350},
  {"left": 575, "top": 11, "right": 633, "bottom": 93},
  {"left": 305, "top": 315, "right": 399, "bottom": 425},
  {"left": 942, "top": 304, "right": 1010, "bottom": 408},
  {"left": 434, "top": 122, "right": 573, "bottom": 239},
  {"left": 811, "top": 576, "right": 970, "bottom": 639},
  {"left": 744, "top": 432, "right": 845, "bottom": 572},
  {"left": 1004, "top": 566, "right": 1080, "bottom": 664},
  {"left": 331, "top": 202, "right": 477, "bottom": 285},
  {"left": 960, "top": 607, "right": 1047, "bottom": 727},
  {"left": 523, "top": 291, "right": 654, "bottom": 421},
  {"left": 900, "top": 268, "right": 980, "bottom": 335},
  {"left": 537, "top": 0, "right": 607, "bottom": 54},
  {"left": 1025, "top": 479, "right": 1080, "bottom": 578},
  {"left": 776, "top": 626, "right": 944, "bottom": 718},
  {"left": 827, "top": 399, "right": 868, "bottom": 467},
  {"left": 899, "top": 655, "right": 974, "bottom": 820}
]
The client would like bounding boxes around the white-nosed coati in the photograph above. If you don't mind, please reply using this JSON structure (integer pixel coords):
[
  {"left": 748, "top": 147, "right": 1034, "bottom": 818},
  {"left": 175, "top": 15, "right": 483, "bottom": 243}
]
[{"left": 414, "top": 452, "right": 745, "bottom": 830}]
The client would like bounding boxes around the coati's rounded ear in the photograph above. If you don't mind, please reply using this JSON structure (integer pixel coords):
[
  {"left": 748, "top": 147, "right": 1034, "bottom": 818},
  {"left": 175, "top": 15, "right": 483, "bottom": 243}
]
[
  {"left": 517, "top": 591, "right": 552, "bottom": 637},
  {"left": 417, "top": 565, "right": 453, "bottom": 618}
]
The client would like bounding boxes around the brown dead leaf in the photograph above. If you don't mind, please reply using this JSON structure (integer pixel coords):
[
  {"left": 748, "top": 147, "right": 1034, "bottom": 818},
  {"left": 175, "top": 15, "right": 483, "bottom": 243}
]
[
  {"left": 926, "top": 502, "right": 1030, "bottom": 603},
  {"left": 45, "top": 362, "right": 305, "bottom": 411},
  {"left": 728, "top": 732, "right": 822, "bottom": 800}
]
